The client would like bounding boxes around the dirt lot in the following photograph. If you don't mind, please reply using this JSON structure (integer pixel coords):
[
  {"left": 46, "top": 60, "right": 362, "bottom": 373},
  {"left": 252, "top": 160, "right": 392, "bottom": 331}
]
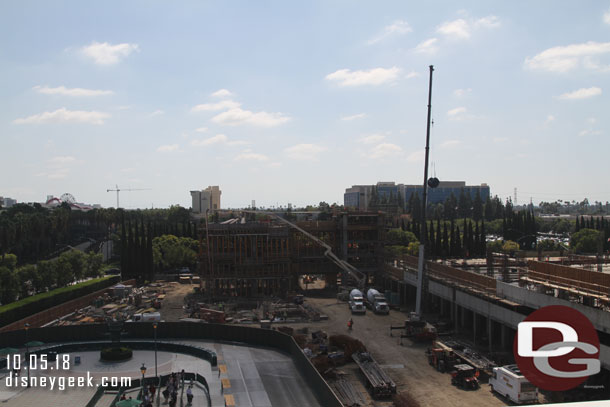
[
  {"left": 157, "top": 281, "right": 194, "bottom": 321},
  {"left": 294, "top": 297, "right": 509, "bottom": 407}
]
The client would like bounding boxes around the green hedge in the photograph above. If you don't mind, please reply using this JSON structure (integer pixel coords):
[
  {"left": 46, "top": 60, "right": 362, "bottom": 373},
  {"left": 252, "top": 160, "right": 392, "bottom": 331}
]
[
  {"left": 100, "top": 346, "right": 133, "bottom": 361},
  {"left": 0, "top": 276, "right": 119, "bottom": 328}
]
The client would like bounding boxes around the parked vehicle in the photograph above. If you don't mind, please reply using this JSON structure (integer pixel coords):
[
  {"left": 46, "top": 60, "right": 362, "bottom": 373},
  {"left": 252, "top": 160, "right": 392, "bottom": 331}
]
[
  {"left": 349, "top": 289, "right": 366, "bottom": 314},
  {"left": 130, "top": 312, "right": 161, "bottom": 322},
  {"left": 366, "top": 288, "right": 390, "bottom": 314},
  {"left": 426, "top": 347, "right": 457, "bottom": 373},
  {"left": 489, "top": 365, "right": 538, "bottom": 404},
  {"left": 450, "top": 364, "right": 479, "bottom": 390}
]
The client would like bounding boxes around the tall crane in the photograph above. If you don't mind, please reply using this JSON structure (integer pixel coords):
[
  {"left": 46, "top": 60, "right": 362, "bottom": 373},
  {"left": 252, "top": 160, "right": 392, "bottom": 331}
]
[{"left": 106, "top": 185, "right": 151, "bottom": 208}]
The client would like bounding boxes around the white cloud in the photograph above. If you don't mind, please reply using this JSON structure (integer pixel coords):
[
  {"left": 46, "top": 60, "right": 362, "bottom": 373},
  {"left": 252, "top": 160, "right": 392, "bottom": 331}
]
[
  {"left": 227, "top": 140, "right": 249, "bottom": 146},
  {"left": 447, "top": 107, "right": 467, "bottom": 117},
  {"left": 191, "top": 134, "right": 228, "bottom": 146},
  {"left": 156, "top": 144, "right": 179, "bottom": 152},
  {"left": 558, "top": 87, "right": 602, "bottom": 100},
  {"left": 453, "top": 88, "right": 472, "bottom": 97},
  {"left": 13, "top": 108, "right": 110, "bottom": 125},
  {"left": 358, "top": 134, "right": 386, "bottom": 144},
  {"left": 48, "top": 156, "right": 76, "bottom": 165},
  {"left": 368, "top": 20, "right": 412, "bottom": 45},
  {"left": 545, "top": 115, "right": 556, "bottom": 125},
  {"left": 36, "top": 168, "right": 70, "bottom": 179},
  {"left": 325, "top": 67, "right": 401, "bottom": 86},
  {"left": 234, "top": 152, "right": 269, "bottom": 161},
  {"left": 493, "top": 137, "right": 508, "bottom": 143},
  {"left": 604, "top": 8, "right": 610, "bottom": 24},
  {"left": 34, "top": 85, "right": 113, "bottom": 97},
  {"left": 82, "top": 42, "right": 139, "bottom": 65},
  {"left": 121, "top": 167, "right": 136, "bottom": 172},
  {"left": 284, "top": 144, "right": 327, "bottom": 160},
  {"left": 341, "top": 113, "right": 366, "bottom": 121},
  {"left": 437, "top": 15, "right": 500, "bottom": 40},
  {"left": 524, "top": 41, "right": 610, "bottom": 73},
  {"left": 578, "top": 129, "right": 602, "bottom": 137},
  {"left": 191, "top": 100, "right": 241, "bottom": 112},
  {"left": 268, "top": 162, "right": 282, "bottom": 168},
  {"left": 437, "top": 19, "right": 471, "bottom": 39},
  {"left": 370, "top": 143, "right": 403, "bottom": 159},
  {"left": 149, "top": 109, "right": 165, "bottom": 117},
  {"left": 407, "top": 150, "right": 424, "bottom": 163},
  {"left": 414, "top": 38, "right": 439, "bottom": 55},
  {"left": 440, "top": 140, "right": 461, "bottom": 149},
  {"left": 195, "top": 127, "right": 208, "bottom": 133},
  {"left": 474, "top": 15, "right": 501, "bottom": 29},
  {"left": 406, "top": 71, "right": 420, "bottom": 79},
  {"left": 586, "top": 117, "right": 597, "bottom": 124},
  {"left": 212, "top": 107, "right": 290, "bottom": 127},
  {"left": 211, "top": 89, "right": 233, "bottom": 98}
]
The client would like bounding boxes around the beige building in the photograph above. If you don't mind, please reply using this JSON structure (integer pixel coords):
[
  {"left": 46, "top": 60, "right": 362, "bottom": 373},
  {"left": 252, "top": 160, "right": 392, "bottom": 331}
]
[{"left": 190, "top": 186, "right": 221, "bottom": 213}]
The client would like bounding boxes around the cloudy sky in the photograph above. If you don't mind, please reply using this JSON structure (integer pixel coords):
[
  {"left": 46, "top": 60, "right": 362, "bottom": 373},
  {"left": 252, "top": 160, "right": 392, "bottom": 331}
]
[{"left": 1, "top": 1, "right": 610, "bottom": 209}]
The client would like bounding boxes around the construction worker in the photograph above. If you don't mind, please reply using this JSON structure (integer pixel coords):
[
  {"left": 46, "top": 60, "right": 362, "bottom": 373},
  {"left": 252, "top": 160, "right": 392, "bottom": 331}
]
[{"left": 347, "top": 318, "right": 353, "bottom": 330}]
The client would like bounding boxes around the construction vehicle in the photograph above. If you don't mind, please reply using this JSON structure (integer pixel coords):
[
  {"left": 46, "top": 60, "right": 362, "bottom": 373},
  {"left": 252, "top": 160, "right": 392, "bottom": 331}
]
[
  {"left": 426, "top": 347, "right": 457, "bottom": 373},
  {"left": 450, "top": 364, "right": 480, "bottom": 390},
  {"left": 352, "top": 351, "right": 396, "bottom": 399},
  {"left": 390, "top": 314, "right": 437, "bottom": 342},
  {"left": 130, "top": 312, "right": 161, "bottom": 322},
  {"left": 489, "top": 365, "right": 538, "bottom": 404},
  {"left": 366, "top": 288, "right": 390, "bottom": 314},
  {"left": 349, "top": 289, "right": 366, "bottom": 314}
]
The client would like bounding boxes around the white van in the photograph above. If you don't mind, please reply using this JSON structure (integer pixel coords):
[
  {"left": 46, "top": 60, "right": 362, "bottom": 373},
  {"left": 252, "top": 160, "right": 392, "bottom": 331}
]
[{"left": 489, "top": 364, "right": 538, "bottom": 404}]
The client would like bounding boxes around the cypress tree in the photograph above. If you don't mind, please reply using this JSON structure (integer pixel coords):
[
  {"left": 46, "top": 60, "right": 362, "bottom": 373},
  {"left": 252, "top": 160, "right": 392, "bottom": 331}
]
[
  {"left": 474, "top": 222, "right": 480, "bottom": 257},
  {"left": 147, "top": 221, "right": 154, "bottom": 280},
  {"left": 435, "top": 219, "right": 442, "bottom": 258},
  {"left": 120, "top": 213, "right": 127, "bottom": 277},
  {"left": 480, "top": 219, "right": 487, "bottom": 255},
  {"left": 575, "top": 216, "right": 581, "bottom": 232},
  {"left": 442, "top": 221, "right": 449, "bottom": 258},
  {"left": 429, "top": 222, "right": 436, "bottom": 257},
  {"left": 450, "top": 220, "right": 456, "bottom": 257},
  {"left": 455, "top": 226, "right": 462, "bottom": 257},
  {"left": 467, "top": 220, "right": 474, "bottom": 258}
]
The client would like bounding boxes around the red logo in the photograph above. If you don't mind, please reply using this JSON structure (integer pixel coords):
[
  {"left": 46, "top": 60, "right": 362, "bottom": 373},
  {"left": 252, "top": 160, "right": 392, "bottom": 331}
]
[{"left": 514, "top": 305, "right": 600, "bottom": 391}]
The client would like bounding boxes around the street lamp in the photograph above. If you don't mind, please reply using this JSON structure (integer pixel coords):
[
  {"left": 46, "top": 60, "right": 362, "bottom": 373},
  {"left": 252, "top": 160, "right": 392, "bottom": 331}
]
[
  {"left": 153, "top": 322, "right": 159, "bottom": 406},
  {"left": 140, "top": 363, "right": 147, "bottom": 400},
  {"left": 24, "top": 323, "right": 30, "bottom": 388}
]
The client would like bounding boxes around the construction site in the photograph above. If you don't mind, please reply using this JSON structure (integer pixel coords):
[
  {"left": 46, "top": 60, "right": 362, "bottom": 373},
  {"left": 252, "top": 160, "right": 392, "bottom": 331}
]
[{"left": 4, "top": 211, "right": 610, "bottom": 406}]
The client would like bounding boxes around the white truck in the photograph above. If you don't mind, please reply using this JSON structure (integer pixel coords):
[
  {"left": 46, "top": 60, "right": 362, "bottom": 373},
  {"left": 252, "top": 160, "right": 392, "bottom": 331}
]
[
  {"left": 366, "top": 288, "right": 390, "bottom": 314},
  {"left": 130, "top": 312, "right": 161, "bottom": 322},
  {"left": 349, "top": 289, "right": 366, "bottom": 314},
  {"left": 489, "top": 364, "right": 538, "bottom": 404}
]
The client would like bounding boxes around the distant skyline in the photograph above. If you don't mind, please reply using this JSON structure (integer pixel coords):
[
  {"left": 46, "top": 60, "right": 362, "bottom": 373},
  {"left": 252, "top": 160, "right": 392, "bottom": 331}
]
[{"left": 2, "top": 1, "right": 610, "bottom": 209}]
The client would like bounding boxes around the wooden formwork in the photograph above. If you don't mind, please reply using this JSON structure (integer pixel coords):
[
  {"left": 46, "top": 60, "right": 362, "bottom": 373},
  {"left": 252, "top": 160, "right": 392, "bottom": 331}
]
[{"left": 526, "top": 260, "right": 610, "bottom": 298}]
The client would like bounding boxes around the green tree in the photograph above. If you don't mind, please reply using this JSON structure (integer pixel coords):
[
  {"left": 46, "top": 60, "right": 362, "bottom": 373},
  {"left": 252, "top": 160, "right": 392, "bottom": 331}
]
[
  {"left": 85, "top": 253, "right": 104, "bottom": 278},
  {"left": 60, "top": 250, "right": 86, "bottom": 281},
  {"left": 538, "top": 239, "right": 560, "bottom": 252},
  {"left": 0, "top": 266, "right": 19, "bottom": 304},
  {"left": 55, "top": 256, "right": 74, "bottom": 287},
  {"left": 570, "top": 229, "right": 600, "bottom": 253},
  {"left": 37, "top": 260, "right": 57, "bottom": 290},
  {"left": 444, "top": 193, "right": 458, "bottom": 220},
  {"left": 0, "top": 253, "right": 17, "bottom": 270},
  {"left": 152, "top": 235, "right": 198, "bottom": 270},
  {"left": 502, "top": 240, "right": 520, "bottom": 253},
  {"left": 473, "top": 190, "right": 483, "bottom": 221},
  {"left": 407, "top": 241, "right": 420, "bottom": 256},
  {"left": 386, "top": 229, "right": 418, "bottom": 246}
]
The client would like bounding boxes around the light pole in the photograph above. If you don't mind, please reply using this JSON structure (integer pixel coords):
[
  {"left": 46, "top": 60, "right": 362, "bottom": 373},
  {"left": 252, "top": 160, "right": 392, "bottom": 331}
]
[
  {"left": 153, "top": 322, "right": 159, "bottom": 406},
  {"left": 140, "top": 363, "right": 147, "bottom": 400},
  {"left": 24, "top": 323, "right": 30, "bottom": 388}
]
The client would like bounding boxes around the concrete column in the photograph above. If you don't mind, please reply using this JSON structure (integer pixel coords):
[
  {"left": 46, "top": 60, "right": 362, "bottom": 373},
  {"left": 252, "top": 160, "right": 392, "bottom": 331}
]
[
  {"left": 500, "top": 324, "right": 507, "bottom": 350},
  {"left": 460, "top": 306, "right": 465, "bottom": 332},
  {"left": 487, "top": 317, "right": 492, "bottom": 353},
  {"left": 473, "top": 312, "right": 477, "bottom": 344}
]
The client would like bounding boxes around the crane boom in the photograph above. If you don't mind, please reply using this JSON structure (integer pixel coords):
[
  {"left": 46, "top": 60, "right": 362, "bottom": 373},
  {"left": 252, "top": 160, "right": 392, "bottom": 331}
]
[{"left": 106, "top": 184, "right": 151, "bottom": 208}]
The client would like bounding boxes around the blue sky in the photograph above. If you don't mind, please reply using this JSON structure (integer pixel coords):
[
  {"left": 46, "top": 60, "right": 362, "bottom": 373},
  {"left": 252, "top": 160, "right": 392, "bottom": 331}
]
[{"left": 1, "top": 1, "right": 610, "bottom": 209}]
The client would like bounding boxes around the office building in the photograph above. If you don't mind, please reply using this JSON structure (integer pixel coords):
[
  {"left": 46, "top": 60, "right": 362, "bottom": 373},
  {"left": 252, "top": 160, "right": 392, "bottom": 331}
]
[{"left": 190, "top": 186, "right": 222, "bottom": 213}]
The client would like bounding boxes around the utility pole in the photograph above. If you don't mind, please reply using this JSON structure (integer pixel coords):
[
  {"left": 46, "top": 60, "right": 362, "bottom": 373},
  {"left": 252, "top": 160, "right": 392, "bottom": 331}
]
[{"left": 416, "top": 65, "right": 434, "bottom": 317}]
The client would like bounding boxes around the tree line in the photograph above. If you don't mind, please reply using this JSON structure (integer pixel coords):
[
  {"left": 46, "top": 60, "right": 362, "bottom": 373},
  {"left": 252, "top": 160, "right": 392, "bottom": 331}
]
[{"left": 0, "top": 250, "right": 103, "bottom": 305}]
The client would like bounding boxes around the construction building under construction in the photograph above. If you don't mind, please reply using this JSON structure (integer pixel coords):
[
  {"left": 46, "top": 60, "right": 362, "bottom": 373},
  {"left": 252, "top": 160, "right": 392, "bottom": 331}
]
[{"left": 198, "top": 212, "right": 383, "bottom": 297}]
